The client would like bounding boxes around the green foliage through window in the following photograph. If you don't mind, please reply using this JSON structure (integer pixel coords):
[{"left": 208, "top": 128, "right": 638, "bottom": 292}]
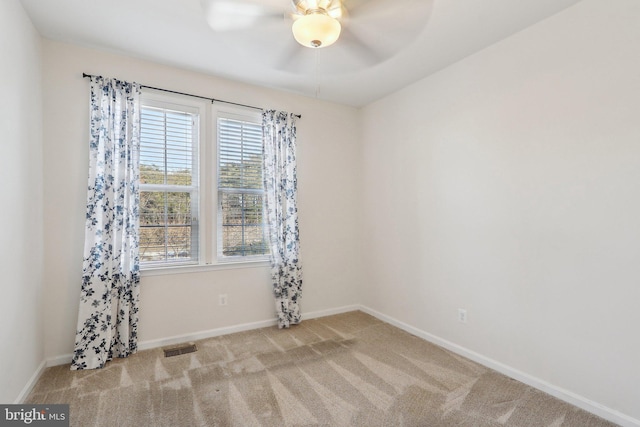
[
  {"left": 218, "top": 117, "right": 268, "bottom": 258},
  {"left": 139, "top": 105, "right": 198, "bottom": 265}
]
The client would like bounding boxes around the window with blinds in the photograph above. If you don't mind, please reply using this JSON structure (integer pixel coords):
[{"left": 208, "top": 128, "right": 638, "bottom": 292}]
[
  {"left": 217, "top": 116, "right": 269, "bottom": 259},
  {"left": 139, "top": 104, "right": 199, "bottom": 266}
]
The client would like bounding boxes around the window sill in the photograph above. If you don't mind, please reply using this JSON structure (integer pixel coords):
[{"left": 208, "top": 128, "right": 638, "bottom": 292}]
[{"left": 141, "top": 259, "right": 270, "bottom": 277}]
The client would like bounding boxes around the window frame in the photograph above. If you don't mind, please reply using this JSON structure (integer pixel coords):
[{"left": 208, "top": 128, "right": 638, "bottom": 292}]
[
  {"left": 138, "top": 91, "right": 269, "bottom": 275},
  {"left": 138, "top": 95, "right": 203, "bottom": 269},
  {"left": 216, "top": 110, "right": 270, "bottom": 263}
]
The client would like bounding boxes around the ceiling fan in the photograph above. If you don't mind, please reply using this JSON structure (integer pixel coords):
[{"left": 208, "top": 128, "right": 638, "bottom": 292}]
[{"left": 200, "top": 0, "right": 432, "bottom": 73}]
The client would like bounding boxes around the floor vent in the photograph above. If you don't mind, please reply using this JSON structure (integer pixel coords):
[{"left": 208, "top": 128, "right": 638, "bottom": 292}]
[{"left": 163, "top": 343, "right": 197, "bottom": 358}]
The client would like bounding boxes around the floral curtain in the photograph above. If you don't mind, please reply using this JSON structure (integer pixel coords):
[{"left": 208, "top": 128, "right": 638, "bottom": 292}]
[
  {"left": 262, "top": 110, "right": 303, "bottom": 329},
  {"left": 71, "top": 76, "right": 142, "bottom": 370}
]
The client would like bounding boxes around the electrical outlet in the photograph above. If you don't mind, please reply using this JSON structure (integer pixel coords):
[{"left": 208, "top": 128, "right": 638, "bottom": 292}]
[
  {"left": 458, "top": 308, "right": 467, "bottom": 323},
  {"left": 219, "top": 294, "right": 228, "bottom": 306}
]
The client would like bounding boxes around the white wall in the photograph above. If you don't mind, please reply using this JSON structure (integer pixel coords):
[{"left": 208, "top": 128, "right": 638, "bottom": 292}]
[
  {"left": 22, "top": 0, "right": 640, "bottom": 423},
  {"left": 360, "top": 0, "right": 640, "bottom": 423},
  {"left": 41, "top": 41, "right": 362, "bottom": 360},
  {"left": 0, "top": 0, "right": 44, "bottom": 404}
]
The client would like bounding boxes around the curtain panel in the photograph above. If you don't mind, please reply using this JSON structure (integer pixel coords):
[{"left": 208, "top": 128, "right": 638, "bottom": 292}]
[
  {"left": 262, "top": 110, "right": 303, "bottom": 329},
  {"left": 71, "top": 76, "right": 142, "bottom": 370}
]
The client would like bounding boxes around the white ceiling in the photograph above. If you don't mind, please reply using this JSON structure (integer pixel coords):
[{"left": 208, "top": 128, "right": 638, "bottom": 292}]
[{"left": 20, "top": 0, "right": 583, "bottom": 107}]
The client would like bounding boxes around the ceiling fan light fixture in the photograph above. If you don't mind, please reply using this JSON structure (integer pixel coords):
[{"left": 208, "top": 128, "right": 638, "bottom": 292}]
[{"left": 292, "top": 10, "right": 341, "bottom": 48}]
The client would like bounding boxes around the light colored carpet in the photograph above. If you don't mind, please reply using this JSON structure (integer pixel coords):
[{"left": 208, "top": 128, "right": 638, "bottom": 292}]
[{"left": 26, "top": 311, "right": 618, "bottom": 426}]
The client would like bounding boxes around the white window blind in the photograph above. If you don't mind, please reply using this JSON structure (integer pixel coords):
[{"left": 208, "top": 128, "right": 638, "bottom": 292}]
[
  {"left": 139, "top": 104, "right": 199, "bottom": 266},
  {"left": 218, "top": 116, "right": 268, "bottom": 258}
]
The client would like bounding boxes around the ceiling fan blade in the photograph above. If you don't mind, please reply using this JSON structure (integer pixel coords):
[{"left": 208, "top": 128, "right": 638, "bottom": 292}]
[
  {"left": 275, "top": 38, "right": 305, "bottom": 70},
  {"left": 201, "top": 0, "right": 286, "bottom": 32},
  {"left": 343, "top": 0, "right": 387, "bottom": 15},
  {"left": 340, "top": 0, "right": 432, "bottom": 59},
  {"left": 337, "top": 26, "right": 382, "bottom": 66},
  {"left": 347, "top": 0, "right": 429, "bottom": 25}
]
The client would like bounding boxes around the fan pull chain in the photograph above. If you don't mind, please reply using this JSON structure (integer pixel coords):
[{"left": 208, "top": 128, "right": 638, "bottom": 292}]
[{"left": 314, "top": 48, "right": 320, "bottom": 99}]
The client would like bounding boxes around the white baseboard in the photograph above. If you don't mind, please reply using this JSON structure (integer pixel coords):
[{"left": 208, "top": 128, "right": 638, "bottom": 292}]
[
  {"left": 304, "top": 304, "right": 361, "bottom": 320},
  {"left": 45, "top": 304, "right": 361, "bottom": 367},
  {"left": 46, "top": 354, "right": 73, "bottom": 367},
  {"left": 15, "top": 360, "right": 46, "bottom": 403},
  {"left": 43, "top": 321, "right": 283, "bottom": 368},
  {"left": 137, "top": 318, "right": 277, "bottom": 351},
  {"left": 358, "top": 305, "right": 640, "bottom": 427},
  {"left": 137, "top": 304, "right": 359, "bottom": 351}
]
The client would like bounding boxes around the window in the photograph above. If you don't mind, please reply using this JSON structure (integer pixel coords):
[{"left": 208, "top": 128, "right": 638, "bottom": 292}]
[
  {"left": 138, "top": 93, "right": 268, "bottom": 271},
  {"left": 139, "top": 100, "right": 199, "bottom": 267},
  {"left": 217, "top": 114, "right": 269, "bottom": 260}
]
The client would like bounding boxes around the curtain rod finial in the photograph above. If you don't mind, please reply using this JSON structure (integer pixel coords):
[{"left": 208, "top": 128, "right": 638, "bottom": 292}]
[{"left": 83, "top": 72, "right": 102, "bottom": 79}]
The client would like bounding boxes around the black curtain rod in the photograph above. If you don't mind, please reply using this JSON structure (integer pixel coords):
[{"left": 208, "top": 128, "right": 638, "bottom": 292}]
[{"left": 82, "top": 73, "right": 301, "bottom": 119}]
